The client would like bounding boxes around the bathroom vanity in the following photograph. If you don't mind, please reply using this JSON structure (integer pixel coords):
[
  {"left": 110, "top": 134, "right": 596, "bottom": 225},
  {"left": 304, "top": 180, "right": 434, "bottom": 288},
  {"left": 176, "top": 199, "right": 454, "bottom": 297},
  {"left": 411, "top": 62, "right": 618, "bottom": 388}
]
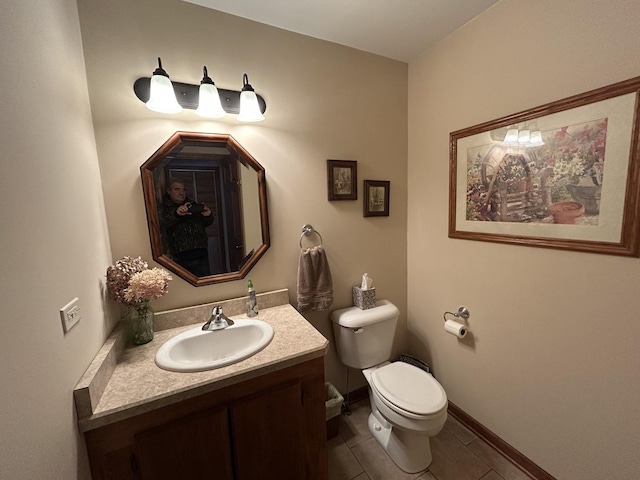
[{"left": 74, "top": 289, "right": 329, "bottom": 480}]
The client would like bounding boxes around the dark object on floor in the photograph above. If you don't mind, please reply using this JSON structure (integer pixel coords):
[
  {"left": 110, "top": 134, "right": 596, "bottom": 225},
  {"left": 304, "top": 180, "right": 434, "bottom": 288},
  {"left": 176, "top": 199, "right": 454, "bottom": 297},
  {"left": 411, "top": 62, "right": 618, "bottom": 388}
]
[{"left": 398, "top": 354, "right": 431, "bottom": 374}]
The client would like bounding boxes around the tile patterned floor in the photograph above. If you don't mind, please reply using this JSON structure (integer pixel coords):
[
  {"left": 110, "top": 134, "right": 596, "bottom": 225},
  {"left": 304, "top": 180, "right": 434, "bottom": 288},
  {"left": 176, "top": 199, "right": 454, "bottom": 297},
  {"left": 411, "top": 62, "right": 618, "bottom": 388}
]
[{"left": 327, "top": 399, "right": 533, "bottom": 480}]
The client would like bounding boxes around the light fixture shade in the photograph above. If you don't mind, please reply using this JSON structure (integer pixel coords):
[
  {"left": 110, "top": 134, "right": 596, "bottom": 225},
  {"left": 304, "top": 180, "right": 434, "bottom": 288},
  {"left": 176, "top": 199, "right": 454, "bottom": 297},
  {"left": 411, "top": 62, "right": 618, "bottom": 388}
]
[
  {"left": 517, "top": 129, "right": 531, "bottom": 144},
  {"left": 196, "top": 66, "right": 226, "bottom": 118},
  {"left": 146, "top": 58, "right": 182, "bottom": 114},
  {"left": 504, "top": 128, "right": 519, "bottom": 144},
  {"left": 529, "top": 130, "right": 544, "bottom": 146},
  {"left": 237, "top": 73, "right": 265, "bottom": 122}
]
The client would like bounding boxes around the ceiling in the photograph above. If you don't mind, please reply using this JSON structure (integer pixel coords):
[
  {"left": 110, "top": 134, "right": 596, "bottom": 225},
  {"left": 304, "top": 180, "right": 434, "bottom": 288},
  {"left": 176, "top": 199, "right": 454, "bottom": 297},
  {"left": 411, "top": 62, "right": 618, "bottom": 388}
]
[{"left": 182, "top": 0, "right": 500, "bottom": 62}]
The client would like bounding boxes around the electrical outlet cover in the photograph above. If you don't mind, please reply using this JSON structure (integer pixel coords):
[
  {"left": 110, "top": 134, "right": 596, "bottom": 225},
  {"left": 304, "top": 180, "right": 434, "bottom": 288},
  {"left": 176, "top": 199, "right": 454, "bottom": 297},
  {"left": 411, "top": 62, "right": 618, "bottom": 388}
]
[{"left": 60, "top": 297, "right": 81, "bottom": 333}]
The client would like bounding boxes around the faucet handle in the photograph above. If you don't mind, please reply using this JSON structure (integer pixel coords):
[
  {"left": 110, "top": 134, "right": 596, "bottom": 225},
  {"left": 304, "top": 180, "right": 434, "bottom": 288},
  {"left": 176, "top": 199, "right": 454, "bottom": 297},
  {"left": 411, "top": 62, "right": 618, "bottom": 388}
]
[
  {"left": 212, "top": 305, "right": 234, "bottom": 326},
  {"left": 203, "top": 305, "right": 233, "bottom": 331}
]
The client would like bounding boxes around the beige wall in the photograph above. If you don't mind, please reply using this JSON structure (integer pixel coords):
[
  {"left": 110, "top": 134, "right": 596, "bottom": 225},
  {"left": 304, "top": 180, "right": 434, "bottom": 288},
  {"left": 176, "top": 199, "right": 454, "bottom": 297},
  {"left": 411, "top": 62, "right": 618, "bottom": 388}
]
[
  {"left": 0, "top": 1, "right": 112, "bottom": 479},
  {"left": 12, "top": 1, "right": 638, "bottom": 478},
  {"left": 76, "top": 0, "right": 408, "bottom": 394},
  {"left": 408, "top": 1, "right": 640, "bottom": 479}
]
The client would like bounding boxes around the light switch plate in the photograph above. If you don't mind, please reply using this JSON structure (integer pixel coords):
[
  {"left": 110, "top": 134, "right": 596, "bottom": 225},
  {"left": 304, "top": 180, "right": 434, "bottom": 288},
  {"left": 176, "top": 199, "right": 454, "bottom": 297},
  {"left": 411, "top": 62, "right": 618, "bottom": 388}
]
[{"left": 60, "top": 297, "right": 81, "bottom": 333}]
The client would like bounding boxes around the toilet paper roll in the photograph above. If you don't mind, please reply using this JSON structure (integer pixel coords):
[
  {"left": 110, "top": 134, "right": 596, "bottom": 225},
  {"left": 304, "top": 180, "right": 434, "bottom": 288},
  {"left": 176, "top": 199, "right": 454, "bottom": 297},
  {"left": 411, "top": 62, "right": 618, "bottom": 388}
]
[{"left": 444, "top": 319, "right": 468, "bottom": 338}]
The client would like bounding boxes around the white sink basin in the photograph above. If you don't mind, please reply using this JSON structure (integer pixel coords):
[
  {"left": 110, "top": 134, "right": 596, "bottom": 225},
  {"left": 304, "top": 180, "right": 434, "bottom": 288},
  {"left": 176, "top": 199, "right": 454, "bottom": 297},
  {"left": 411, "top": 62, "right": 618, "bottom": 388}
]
[{"left": 155, "top": 319, "right": 274, "bottom": 372}]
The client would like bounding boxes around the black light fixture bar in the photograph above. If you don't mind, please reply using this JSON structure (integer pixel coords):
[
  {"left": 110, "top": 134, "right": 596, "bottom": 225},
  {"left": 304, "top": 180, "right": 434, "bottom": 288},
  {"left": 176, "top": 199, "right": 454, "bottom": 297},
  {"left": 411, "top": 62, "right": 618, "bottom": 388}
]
[{"left": 133, "top": 77, "right": 267, "bottom": 115}]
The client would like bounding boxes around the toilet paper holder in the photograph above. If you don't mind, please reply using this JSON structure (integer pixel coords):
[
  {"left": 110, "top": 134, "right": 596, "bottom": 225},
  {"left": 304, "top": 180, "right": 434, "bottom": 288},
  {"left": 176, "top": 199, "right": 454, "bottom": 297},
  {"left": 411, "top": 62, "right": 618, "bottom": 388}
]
[{"left": 443, "top": 306, "right": 470, "bottom": 322}]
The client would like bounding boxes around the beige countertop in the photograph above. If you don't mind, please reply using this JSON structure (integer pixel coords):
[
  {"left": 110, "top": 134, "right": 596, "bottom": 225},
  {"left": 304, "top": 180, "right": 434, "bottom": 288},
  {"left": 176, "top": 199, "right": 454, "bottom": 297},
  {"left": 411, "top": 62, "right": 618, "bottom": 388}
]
[{"left": 74, "top": 289, "right": 329, "bottom": 432}]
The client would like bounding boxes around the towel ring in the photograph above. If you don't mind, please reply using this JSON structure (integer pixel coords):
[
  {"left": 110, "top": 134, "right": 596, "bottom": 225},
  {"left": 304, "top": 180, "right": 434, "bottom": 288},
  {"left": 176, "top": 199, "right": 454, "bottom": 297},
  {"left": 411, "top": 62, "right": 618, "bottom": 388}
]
[{"left": 300, "top": 224, "right": 323, "bottom": 248}]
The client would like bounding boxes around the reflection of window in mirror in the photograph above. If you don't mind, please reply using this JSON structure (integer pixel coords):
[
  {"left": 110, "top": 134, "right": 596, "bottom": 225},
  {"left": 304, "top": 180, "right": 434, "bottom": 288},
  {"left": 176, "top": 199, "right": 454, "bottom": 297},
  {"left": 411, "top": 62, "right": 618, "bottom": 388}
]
[{"left": 141, "top": 132, "right": 270, "bottom": 286}]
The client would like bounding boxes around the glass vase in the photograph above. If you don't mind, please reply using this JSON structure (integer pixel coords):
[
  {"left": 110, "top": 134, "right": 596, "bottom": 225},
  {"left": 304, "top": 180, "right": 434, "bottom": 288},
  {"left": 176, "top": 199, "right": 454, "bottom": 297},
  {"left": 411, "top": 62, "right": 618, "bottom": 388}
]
[{"left": 125, "top": 301, "right": 154, "bottom": 345}]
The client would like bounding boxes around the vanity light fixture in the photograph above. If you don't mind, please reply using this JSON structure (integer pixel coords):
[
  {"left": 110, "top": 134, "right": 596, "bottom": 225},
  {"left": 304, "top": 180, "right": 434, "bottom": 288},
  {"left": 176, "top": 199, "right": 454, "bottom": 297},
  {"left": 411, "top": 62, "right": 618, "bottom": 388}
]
[
  {"left": 517, "top": 128, "right": 530, "bottom": 144},
  {"left": 146, "top": 58, "right": 183, "bottom": 114},
  {"left": 195, "top": 66, "right": 226, "bottom": 118},
  {"left": 238, "top": 74, "right": 265, "bottom": 122},
  {"left": 133, "top": 58, "right": 267, "bottom": 121},
  {"left": 503, "top": 127, "right": 519, "bottom": 144},
  {"left": 502, "top": 124, "right": 544, "bottom": 147},
  {"left": 528, "top": 129, "right": 544, "bottom": 146}
]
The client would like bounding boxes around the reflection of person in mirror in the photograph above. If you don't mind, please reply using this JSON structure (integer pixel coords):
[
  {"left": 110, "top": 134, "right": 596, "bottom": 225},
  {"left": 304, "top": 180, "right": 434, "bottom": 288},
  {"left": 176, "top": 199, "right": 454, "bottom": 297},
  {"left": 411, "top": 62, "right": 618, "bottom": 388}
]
[{"left": 158, "top": 179, "right": 213, "bottom": 277}]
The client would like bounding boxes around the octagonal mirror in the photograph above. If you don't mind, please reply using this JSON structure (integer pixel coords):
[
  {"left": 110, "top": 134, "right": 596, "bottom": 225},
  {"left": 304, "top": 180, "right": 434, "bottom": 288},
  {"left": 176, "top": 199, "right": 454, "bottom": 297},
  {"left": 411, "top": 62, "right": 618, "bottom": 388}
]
[{"left": 141, "top": 132, "right": 270, "bottom": 286}]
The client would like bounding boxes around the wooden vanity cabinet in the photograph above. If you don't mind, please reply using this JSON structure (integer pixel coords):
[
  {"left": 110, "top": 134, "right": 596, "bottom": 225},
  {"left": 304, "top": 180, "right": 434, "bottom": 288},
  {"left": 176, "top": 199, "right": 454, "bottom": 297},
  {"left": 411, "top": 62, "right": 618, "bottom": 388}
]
[
  {"left": 134, "top": 406, "right": 234, "bottom": 479},
  {"left": 84, "top": 357, "right": 327, "bottom": 480}
]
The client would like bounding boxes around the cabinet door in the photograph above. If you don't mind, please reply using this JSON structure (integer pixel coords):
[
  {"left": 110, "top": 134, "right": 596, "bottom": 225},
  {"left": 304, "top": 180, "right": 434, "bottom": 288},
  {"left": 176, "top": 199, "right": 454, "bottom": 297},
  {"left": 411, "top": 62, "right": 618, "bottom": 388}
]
[
  {"left": 135, "top": 406, "right": 233, "bottom": 480},
  {"left": 98, "top": 445, "right": 140, "bottom": 480},
  {"left": 231, "top": 381, "right": 304, "bottom": 480}
]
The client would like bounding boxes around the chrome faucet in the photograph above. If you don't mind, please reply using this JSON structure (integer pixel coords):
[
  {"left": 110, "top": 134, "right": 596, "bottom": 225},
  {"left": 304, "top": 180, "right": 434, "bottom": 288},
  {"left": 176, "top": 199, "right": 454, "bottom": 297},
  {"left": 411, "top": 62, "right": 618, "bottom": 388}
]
[{"left": 202, "top": 305, "right": 235, "bottom": 331}]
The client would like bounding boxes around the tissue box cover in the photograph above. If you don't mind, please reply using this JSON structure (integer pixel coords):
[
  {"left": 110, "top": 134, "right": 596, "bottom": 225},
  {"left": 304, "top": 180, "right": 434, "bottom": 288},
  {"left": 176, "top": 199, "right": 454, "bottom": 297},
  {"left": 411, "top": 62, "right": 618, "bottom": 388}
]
[{"left": 353, "top": 286, "right": 376, "bottom": 310}]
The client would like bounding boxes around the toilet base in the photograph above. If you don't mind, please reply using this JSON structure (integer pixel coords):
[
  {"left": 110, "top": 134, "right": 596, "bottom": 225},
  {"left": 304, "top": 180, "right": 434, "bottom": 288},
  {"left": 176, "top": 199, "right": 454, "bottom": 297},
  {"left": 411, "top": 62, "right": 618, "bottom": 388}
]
[{"left": 368, "top": 411, "right": 433, "bottom": 473}]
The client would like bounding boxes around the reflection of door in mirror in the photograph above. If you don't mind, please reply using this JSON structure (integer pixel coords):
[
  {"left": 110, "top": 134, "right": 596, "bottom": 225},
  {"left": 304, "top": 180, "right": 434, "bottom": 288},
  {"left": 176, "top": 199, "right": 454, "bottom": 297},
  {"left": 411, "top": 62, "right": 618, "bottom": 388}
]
[{"left": 141, "top": 132, "right": 270, "bottom": 286}]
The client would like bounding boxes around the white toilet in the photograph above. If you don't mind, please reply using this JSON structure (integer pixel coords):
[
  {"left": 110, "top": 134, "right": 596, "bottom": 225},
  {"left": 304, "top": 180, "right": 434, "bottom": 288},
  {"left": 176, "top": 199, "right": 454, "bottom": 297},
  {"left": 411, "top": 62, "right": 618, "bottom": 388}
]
[{"left": 331, "top": 300, "right": 447, "bottom": 473}]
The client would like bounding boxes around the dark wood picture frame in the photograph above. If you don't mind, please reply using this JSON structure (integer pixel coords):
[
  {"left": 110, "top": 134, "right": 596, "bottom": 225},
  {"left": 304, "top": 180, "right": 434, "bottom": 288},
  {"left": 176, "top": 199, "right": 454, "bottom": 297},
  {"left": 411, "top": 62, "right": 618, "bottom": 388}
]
[
  {"left": 449, "top": 76, "right": 640, "bottom": 256},
  {"left": 363, "top": 180, "right": 390, "bottom": 217},
  {"left": 327, "top": 160, "right": 357, "bottom": 201}
]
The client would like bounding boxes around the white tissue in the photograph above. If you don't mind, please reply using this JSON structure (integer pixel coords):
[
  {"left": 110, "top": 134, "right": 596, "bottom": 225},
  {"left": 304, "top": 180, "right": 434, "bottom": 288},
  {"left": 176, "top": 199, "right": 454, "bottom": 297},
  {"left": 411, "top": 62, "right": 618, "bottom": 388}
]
[
  {"left": 360, "top": 273, "right": 373, "bottom": 290},
  {"left": 444, "top": 319, "right": 468, "bottom": 338}
]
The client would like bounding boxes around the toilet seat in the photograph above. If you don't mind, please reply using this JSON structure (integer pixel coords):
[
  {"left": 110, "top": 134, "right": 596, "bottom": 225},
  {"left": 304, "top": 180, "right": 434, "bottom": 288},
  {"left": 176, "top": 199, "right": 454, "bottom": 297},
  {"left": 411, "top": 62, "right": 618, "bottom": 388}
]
[{"left": 371, "top": 362, "right": 447, "bottom": 418}]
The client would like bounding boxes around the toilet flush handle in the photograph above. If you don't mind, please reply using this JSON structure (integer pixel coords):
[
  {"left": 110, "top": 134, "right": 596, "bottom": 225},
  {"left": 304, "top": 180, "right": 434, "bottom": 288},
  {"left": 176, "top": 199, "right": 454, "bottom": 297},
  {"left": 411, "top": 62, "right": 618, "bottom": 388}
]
[{"left": 351, "top": 327, "right": 363, "bottom": 334}]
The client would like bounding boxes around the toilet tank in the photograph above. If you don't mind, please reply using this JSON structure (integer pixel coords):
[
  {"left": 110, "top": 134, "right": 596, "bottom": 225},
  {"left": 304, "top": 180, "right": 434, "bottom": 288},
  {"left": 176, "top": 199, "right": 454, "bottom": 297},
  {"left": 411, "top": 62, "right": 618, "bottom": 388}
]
[{"left": 330, "top": 300, "right": 399, "bottom": 369}]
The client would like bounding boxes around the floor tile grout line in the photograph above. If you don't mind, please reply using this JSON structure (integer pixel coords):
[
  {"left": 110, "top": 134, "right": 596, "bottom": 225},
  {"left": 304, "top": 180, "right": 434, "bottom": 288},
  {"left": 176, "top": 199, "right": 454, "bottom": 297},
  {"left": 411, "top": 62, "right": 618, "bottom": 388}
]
[
  {"left": 479, "top": 470, "right": 506, "bottom": 480},
  {"left": 338, "top": 429, "right": 369, "bottom": 480},
  {"left": 332, "top": 401, "right": 527, "bottom": 480},
  {"left": 467, "top": 437, "right": 535, "bottom": 480}
]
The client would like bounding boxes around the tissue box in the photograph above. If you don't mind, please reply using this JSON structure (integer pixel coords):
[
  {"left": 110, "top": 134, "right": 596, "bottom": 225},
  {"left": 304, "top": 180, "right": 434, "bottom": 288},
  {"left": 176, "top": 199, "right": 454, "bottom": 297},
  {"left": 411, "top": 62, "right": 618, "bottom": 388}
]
[{"left": 352, "top": 286, "right": 376, "bottom": 310}]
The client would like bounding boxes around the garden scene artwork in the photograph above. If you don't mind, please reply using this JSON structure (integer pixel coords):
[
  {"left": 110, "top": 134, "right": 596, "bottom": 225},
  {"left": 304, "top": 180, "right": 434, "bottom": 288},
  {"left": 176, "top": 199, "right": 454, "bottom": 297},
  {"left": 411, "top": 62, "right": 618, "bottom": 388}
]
[{"left": 465, "top": 118, "right": 607, "bottom": 226}]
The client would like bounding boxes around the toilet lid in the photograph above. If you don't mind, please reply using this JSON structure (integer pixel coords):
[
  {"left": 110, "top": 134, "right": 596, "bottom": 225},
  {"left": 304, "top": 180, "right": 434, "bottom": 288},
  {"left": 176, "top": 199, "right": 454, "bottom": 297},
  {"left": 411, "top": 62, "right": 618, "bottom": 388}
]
[{"left": 371, "top": 362, "right": 447, "bottom": 416}]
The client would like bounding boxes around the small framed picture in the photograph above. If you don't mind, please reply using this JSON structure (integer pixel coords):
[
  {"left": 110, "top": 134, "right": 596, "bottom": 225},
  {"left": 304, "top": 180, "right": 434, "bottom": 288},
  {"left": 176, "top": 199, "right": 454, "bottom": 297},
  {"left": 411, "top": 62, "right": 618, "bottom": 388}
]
[
  {"left": 363, "top": 180, "right": 390, "bottom": 217},
  {"left": 327, "top": 160, "right": 357, "bottom": 201}
]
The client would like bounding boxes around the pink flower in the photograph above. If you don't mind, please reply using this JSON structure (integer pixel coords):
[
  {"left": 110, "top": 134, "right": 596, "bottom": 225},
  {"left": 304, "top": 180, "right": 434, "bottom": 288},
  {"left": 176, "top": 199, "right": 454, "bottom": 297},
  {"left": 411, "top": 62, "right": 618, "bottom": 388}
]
[
  {"left": 555, "top": 126, "right": 569, "bottom": 139},
  {"left": 106, "top": 256, "right": 172, "bottom": 306},
  {"left": 124, "top": 268, "right": 173, "bottom": 303}
]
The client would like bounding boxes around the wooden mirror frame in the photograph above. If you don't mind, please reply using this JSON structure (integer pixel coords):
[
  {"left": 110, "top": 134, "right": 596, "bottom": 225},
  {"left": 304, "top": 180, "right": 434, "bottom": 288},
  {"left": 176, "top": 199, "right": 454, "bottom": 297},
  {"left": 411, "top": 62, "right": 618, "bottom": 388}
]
[{"left": 141, "top": 132, "right": 270, "bottom": 286}]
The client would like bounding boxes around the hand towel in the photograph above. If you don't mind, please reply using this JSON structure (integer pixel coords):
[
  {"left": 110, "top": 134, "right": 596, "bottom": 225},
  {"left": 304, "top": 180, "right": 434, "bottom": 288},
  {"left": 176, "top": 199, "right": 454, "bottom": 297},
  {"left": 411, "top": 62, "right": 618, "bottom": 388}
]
[{"left": 297, "top": 245, "right": 333, "bottom": 312}]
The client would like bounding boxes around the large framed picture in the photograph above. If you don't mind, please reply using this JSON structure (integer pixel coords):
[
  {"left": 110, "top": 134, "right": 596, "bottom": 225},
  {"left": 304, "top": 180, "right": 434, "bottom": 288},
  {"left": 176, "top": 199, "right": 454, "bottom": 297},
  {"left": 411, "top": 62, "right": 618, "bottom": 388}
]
[
  {"left": 327, "top": 159, "right": 357, "bottom": 201},
  {"left": 449, "top": 76, "right": 640, "bottom": 256},
  {"left": 364, "top": 180, "right": 390, "bottom": 217}
]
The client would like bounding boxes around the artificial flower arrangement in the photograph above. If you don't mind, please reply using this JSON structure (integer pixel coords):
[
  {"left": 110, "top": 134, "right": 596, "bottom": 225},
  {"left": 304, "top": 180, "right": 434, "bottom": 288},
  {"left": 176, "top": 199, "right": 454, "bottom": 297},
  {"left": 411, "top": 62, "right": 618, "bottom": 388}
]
[{"left": 106, "top": 256, "right": 172, "bottom": 345}]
